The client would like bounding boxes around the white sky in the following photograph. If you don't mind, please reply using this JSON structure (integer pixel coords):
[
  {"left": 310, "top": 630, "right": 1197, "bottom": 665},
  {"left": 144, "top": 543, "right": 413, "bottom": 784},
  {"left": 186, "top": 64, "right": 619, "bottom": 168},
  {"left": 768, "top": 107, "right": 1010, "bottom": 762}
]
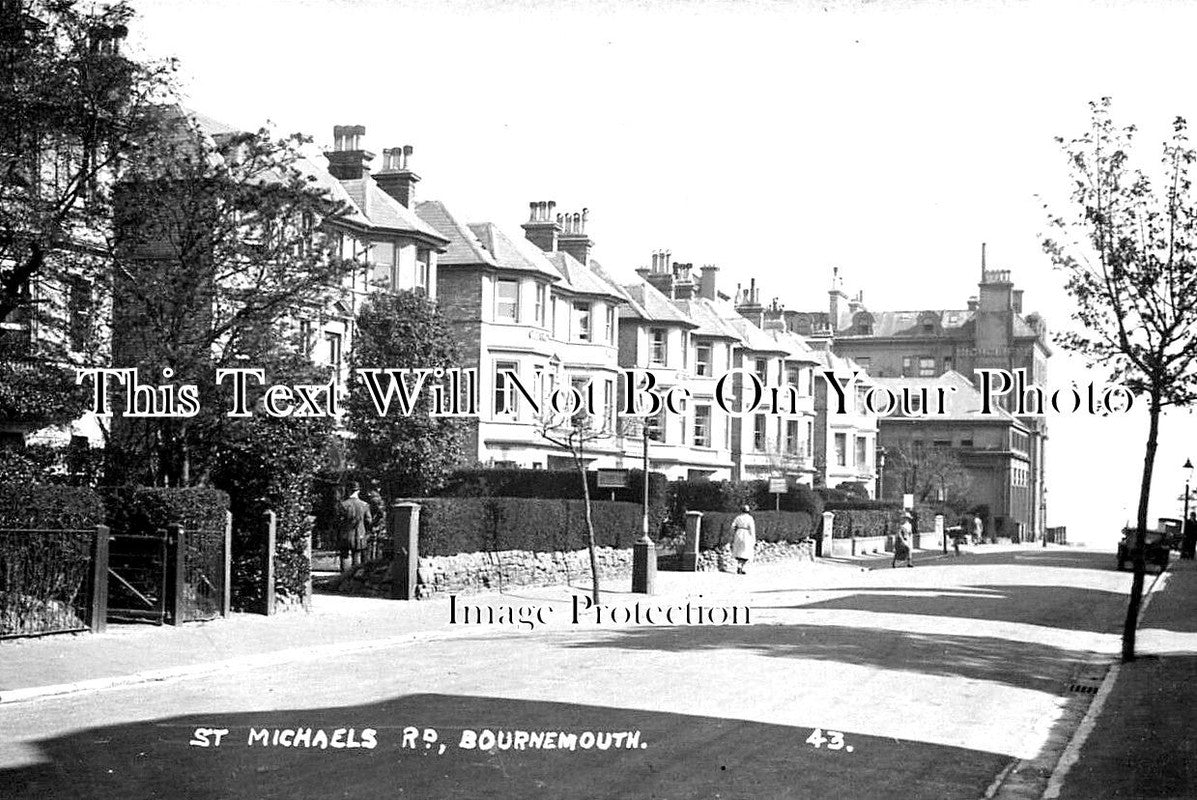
[{"left": 124, "top": 0, "right": 1197, "bottom": 545}]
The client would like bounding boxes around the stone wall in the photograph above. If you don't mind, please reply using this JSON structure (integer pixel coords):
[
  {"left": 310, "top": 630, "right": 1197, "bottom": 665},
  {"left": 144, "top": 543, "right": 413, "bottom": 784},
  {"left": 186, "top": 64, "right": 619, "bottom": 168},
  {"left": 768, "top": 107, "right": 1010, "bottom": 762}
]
[{"left": 696, "top": 540, "right": 815, "bottom": 572}]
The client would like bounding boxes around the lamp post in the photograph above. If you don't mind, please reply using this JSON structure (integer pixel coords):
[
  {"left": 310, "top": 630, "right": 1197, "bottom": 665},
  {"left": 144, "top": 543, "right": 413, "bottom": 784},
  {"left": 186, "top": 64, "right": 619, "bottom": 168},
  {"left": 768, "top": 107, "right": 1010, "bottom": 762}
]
[
  {"left": 1184, "top": 459, "right": 1194, "bottom": 522},
  {"left": 632, "top": 418, "right": 656, "bottom": 594}
]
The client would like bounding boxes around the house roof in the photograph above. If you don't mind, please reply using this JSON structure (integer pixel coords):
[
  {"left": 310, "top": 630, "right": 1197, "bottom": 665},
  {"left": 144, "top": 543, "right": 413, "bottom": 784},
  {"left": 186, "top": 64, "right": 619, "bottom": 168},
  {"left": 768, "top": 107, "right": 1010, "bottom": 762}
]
[
  {"left": 670, "top": 297, "right": 744, "bottom": 340},
  {"left": 544, "top": 251, "right": 625, "bottom": 300},
  {"left": 619, "top": 280, "right": 696, "bottom": 326},
  {"left": 414, "top": 200, "right": 497, "bottom": 267},
  {"left": 871, "top": 371, "right": 1019, "bottom": 422},
  {"left": 339, "top": 179, "right": 448, "bottom": 242},
  {"left": 466, "top": 223, "right": 562, "bottom": 280},
  {"left": 762, "top": 328, "right": 823, "bottom": 365},
  {"left": 841, "top": 308, "right": 1042, "bottom": 340}
]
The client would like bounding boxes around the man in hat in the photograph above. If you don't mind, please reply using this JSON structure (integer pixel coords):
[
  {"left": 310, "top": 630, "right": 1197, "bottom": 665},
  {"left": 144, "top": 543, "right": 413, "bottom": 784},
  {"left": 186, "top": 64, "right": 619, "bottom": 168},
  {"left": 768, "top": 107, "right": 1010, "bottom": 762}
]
[{"left": 337, "top": 482, "right": 373, "bottom": 572}]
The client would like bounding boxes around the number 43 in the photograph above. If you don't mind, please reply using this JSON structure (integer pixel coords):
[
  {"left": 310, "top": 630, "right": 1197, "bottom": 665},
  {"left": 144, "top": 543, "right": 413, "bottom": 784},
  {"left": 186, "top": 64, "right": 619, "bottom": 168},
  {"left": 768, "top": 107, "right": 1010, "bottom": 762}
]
[{"left": 806, "top": 728, "right": 845, "bottom": 750}]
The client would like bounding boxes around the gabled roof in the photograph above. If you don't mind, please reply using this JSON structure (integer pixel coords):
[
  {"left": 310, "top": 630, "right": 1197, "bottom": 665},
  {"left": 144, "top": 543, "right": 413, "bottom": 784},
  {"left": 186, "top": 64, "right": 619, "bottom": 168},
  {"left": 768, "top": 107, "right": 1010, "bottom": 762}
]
[
  {"left": 670, "top": 297, "right": 744, "bottom": 340},
  {"left": 338, "top": 179, "right": 448, "bottom": 242},
  {"left": 763, "top": 328, "right": 823, "bottom": 365},
  {"left": 619, "top": 279, "right": 696, "bottom": 326},
  {"left": 871, "top": 371, "right": 1019, "bottom": 422},
  {"left": 414, "top": 200, "right": 497, "bottom": 267},
  {"left": 806, "top": 345, "right": 875, "bottom": 383},
  {"left": 467, "top": 223, "right": 562, "bottom": 280},
  {"left": 544, "top": 251, "right": 625, "bottom": 300}
]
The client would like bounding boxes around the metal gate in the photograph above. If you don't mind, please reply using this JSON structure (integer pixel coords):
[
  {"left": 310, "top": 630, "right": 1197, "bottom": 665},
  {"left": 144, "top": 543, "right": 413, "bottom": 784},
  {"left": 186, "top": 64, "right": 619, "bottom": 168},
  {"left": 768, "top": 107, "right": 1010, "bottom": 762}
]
[
  {"left": 106, "top": 531, "right": 168, "bottom": 624},
  {"left": 180, "top": 526, "right": 226, "bottom": 622}
]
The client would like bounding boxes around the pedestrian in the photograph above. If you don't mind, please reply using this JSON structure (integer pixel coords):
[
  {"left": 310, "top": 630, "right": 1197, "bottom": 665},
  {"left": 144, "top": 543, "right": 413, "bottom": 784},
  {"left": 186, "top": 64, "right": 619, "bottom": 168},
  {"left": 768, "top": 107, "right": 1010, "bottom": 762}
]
[
  {"left": 952, "top": 528, "right": 962, "bottom": 557},
  {"left": 731, "top": 504, "right": 756, "bottom": 575},
  {"left": 1183, "top": 512, "right": 1197, "bottom": 560},
  {"left": 337, "top": 481, "right": 373, "bottom": 572},
  {"left": 893, "top": 513, "right": 914, "bottom": 568},
  {"left": 972, "top": 514, "right": 984, "bottom": 546}
]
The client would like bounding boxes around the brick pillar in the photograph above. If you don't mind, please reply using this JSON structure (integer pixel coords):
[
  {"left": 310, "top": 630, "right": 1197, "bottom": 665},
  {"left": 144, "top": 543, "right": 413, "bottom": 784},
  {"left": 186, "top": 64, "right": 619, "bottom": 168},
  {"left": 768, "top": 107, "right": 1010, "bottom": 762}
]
[
  {"left": 388, "top": 502, "right": 420, "bottom": 600},
  {"left": 821, "top": 511, "right": 834, "bottom": 557},
  {"left": 632, "top": 538, "right": 657, "bottom": 594},
  {"left": 680, "top": 511, "right": 702, "bottom": 571}
]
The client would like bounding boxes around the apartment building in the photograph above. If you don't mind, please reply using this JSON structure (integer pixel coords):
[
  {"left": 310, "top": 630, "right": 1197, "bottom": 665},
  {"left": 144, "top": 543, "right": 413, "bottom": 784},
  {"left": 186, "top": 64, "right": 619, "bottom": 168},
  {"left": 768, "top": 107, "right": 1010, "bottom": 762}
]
[{"left": 807, "top": 344, "right": 880, "bottom": 496}]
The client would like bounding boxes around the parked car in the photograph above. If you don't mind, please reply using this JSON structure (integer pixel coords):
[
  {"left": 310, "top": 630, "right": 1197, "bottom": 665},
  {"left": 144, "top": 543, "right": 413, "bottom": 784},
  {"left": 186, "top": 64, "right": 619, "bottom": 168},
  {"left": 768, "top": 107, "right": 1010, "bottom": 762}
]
[
  {"left": 1157, "top": 518, "right": 1184, "bottom": 550},
  {"left": 1116, "top": 528, "right": 1171, "bottom": 572}
]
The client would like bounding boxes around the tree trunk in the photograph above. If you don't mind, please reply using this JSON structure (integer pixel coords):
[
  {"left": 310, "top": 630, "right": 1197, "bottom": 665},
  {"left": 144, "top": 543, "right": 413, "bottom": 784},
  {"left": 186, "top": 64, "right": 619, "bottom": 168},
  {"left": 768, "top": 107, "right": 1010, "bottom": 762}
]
[
  {"left": 1123, "top": 389, "right": 1162, "bottom": 662},
  {"left": 574, "top": 437, "right": 600, "bottom": 606}
]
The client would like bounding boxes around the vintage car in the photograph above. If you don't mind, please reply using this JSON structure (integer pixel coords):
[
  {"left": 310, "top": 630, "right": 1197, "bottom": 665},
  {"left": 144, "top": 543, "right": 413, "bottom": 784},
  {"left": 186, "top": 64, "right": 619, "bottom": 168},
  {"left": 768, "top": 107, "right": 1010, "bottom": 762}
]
[{"left": 1116, "top": 527, "right": 1171, "bottom": 572}]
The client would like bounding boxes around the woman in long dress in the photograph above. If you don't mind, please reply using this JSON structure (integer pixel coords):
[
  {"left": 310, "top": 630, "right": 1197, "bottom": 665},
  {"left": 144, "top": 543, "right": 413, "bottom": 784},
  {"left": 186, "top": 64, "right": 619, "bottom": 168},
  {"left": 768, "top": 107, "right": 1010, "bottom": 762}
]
[{"left": 731, "top": 505, "right": 756, "bottom": 575}]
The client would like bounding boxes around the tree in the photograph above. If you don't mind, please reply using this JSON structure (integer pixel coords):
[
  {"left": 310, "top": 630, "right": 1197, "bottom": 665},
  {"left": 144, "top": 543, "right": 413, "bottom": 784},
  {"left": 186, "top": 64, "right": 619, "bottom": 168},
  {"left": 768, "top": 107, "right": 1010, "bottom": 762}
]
[
  {"left": 0, "top": 0, "right": 174, "bottom": 322},
  {"left": 104, "top": 111, "right": 355, "bottom": 486},
  {"left": 1042, "top": 98, "right": 1197, "bottom": 661},
  {"left": 538, "top": 381, "right": 614, "bottom": 606},
  {"left": 886, "top": 442, "right": 972, "bottom": 508},
  {"left": 345, "top": 290, "right": 466, "bottom": 499}
]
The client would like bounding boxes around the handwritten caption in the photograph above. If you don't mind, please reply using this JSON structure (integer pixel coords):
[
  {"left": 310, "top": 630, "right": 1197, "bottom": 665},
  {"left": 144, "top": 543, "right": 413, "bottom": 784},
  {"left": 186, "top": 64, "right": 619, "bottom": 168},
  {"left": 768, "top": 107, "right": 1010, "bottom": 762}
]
[{"left": 188, "top": 726, "right": 648, "bottom": 753}]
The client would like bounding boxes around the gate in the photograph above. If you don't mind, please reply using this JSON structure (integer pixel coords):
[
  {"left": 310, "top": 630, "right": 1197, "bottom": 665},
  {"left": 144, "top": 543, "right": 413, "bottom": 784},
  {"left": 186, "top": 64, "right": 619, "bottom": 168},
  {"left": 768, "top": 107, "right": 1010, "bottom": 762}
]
[
  {"left": 107, "top": 531, "right": 168, "bottom": 624},
  {"left": 179, "top": 523, "right": 228, "bottom": 622}
]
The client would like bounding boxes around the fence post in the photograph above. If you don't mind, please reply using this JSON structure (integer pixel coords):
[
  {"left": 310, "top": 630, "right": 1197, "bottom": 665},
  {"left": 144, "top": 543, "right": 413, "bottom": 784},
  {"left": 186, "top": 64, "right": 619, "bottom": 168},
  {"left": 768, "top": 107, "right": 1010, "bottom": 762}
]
[
  {"left": 680, "top": 511, "right": 702, "bottom": 571},
  {"left": 821, "top": 511, "right": 834, "bottom": 557},
  {"left": 263, "top": 510, "right": 276, "bottom": 615},
  {"left": 166, "top": 524, "right": 185, "bottom": 626},
  {"left": 223, "top": 511, "right": 232, "bottom": 618},
  {"left": 936, "top": 514, "right": 945, "bottom": 554},
  {"left": 303, "top": 517, "right": 313, "bottom": 612},
  {"left": 90, "top": 525, "right": 109, "bottom": 634},
  {"left": 388, "top": 502, "right": 420, "bottom": 600}
]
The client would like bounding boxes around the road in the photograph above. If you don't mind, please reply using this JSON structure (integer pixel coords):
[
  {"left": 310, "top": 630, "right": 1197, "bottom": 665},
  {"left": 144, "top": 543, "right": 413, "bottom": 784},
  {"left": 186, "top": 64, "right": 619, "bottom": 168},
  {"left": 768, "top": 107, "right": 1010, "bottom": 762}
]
[{"left": 0, "top": 547, "right": 1146, "bottom": 800}]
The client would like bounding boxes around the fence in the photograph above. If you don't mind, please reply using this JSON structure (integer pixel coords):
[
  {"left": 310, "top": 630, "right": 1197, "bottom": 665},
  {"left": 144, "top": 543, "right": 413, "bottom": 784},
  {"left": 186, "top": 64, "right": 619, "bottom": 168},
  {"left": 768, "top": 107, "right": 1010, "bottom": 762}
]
[{"left": 0, "top": 526, "right": 109, "bottom": 638}]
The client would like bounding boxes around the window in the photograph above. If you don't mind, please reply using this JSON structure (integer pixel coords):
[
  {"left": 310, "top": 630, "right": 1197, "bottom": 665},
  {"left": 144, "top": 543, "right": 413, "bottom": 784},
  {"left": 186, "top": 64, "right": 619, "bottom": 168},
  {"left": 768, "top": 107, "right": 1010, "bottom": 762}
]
[
  {"left": 696, "top": 342, "right": 712, "bottom": 376},
  {"left": 806, "top": 421, "right": 814, "bottom": 456},
  {"left": 494, "top": 361, "right": 519, "bottom": 416},
  {"left": 694, "top": 405, "right": 712, "bottom": 447},
  {"left": 902, "top": 356, "right": 913, "bottom": 376},
  {"left": 855, "top": 436, "right": 868, "bottom": 469},
  {"left": 606, "top": 306, "right": 616, "bottom": 344},
  {"left": 646, "top": 410, "right": 665, "bottom": 443},
  {"left": 755, "top": 358, "right": 769, "bottom": 384},
  {"left": 960, "top": 438, "right": 974, "bottom": 448},
  {"left": 753, "top": 415, "right": 767, "bottom": 452},
  {"left": 933, "top": 439, "right": 951, "bottom": 448},
  {"left": 326, "top": 331, "right": 342, "bottom": 371},
  {"left": 943, "top": 356, "right": 954, "bottom": 373},
  {"left": 67, "top": 277, "right": 92, "bottom": 351},
  {"left": 604, "top": 380, "right": 615, "bottom": 429},
  {"left": 415, "top": 248, "right": 431, "bottom": 295},
  {"left": 570, "top": 376, "right": 591, "bottom": 421},
  {"left": 835, "top": 433, "right": 848, "bottom": 467},
  {"left": 855, "top": 385, "right": 868, "bottom": 412},
  {"left": 573, "top": 302, "right": 591, "bottom": 341},
  {"left": 535, "top": 283, "right": 546, "bottom": 326},
  {"left": 855, "top": 357, "right": 871, "bottom": 370},
  {"left": 298, "top": 319, "right": 313, "bottom": 357},
  {"left": 650, "top": 328, "right": 667, "bottom": 365},
  {"left": 496, "top": 279, "right": 519, "bottom": 322},
  {"left": 785, "top": 420, "right": 801, "bottom": 456},
  {"left": 786, "top": 364, "right": 801, "bottom": 389},
  {"left": 918, "top": 357, "right": 936, "bottom": 377}
]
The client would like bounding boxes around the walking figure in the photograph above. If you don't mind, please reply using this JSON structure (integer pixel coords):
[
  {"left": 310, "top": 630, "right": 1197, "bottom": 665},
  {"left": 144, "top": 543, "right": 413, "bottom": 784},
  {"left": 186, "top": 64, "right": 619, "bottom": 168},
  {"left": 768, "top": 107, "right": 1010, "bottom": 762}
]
[
  {"left": 337, "top": 482, "right": 373, "bottom": 573},
  {"left": 731, "top": 505, "right": 756, "bottom": 575},
  {"left": 1183, "top": 512, "right": 1197, "bottom": 560},
  {"left": 893, "top": 513, "right": 914, "bottom": 568}
]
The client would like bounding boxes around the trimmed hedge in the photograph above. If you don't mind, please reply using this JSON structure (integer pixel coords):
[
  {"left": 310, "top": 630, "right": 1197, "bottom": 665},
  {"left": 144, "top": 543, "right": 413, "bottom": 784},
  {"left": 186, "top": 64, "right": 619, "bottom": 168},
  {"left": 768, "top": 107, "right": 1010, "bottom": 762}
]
[
  {"left": 0, "top": 483, "right": 105, "bottom": 530},
  {"left": 695, "top": 510, "right": 813, "bottom": 549},
  {"left": 829, "top": 507, "right": 902, "bottom": 539},
  {"left": 103, "top": 487, "right": 230, "bottom": 535},
  {"left": 669, "top": 478, "right": 823, "bottom": 520},
  {"left": 408, "top": 498, "right": 643, "bottom": 557}
]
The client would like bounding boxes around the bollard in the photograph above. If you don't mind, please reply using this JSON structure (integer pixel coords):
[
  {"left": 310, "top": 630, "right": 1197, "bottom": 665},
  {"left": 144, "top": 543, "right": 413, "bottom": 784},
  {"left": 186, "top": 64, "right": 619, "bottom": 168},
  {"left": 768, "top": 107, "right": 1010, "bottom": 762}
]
[
  {"left": 936, "top": 514, "right": 946, "bottom": 554},
  {"left": 821, "top": 511, "right": 834, "bottom": 557},
  {"left": 632, "top": 537, "right": 657, "bottom": 594},
  {"left": 388, "top": 502, "right": 420, "bottom": 600},
  {"left": 680, "top": 511, "right": 702, "bottom": 571}
]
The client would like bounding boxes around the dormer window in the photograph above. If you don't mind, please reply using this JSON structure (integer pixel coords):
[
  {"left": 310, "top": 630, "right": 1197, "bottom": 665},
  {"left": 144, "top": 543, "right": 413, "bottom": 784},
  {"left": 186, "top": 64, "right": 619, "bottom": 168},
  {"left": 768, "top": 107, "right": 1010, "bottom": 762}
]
[{"left": 496, "top": 279, "right": 519, "bottom": 322}]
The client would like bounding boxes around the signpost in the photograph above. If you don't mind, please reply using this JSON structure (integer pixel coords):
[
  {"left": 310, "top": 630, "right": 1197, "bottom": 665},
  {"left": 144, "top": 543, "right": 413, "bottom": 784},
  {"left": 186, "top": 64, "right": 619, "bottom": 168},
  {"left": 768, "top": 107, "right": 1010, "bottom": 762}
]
[
  {"left": 769, "top": 477, "right": 787, "bottom": 511},
  {"left": 597, "top": 468, "right": 628, "bottom": 501}
]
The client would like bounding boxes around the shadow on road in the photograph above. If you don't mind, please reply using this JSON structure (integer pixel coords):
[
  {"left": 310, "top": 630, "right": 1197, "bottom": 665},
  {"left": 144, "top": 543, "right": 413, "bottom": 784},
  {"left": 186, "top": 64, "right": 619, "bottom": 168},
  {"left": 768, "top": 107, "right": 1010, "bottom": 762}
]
[
  {"left": 2, "top": 693, "right": 1010, "bottom": 800},
  {"left": 566, "top": 623, "right": 1089, "bottom": 693}
]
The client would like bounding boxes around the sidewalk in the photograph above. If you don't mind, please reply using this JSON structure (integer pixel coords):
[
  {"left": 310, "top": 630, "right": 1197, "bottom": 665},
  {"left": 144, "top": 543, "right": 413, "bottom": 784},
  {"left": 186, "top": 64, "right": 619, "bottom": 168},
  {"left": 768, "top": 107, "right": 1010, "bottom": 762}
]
[
  {"left": 1054, "top": 557, "right": 1197, "bottom": 799},
  {"left": 0, "top": 558, "right": 835, "bottom": 704}
]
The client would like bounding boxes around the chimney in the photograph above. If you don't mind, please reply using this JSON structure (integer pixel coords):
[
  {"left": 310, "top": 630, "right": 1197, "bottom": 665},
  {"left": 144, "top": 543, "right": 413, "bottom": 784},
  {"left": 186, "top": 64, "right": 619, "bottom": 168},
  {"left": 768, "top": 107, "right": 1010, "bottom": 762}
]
[
  {"left": 698, "top": 264, "right": 719, "bottom": 300},
  {"left": 672, "top": 262, "right": 695, "bottom": 300},
  {"left": 557, "top": 207, "right": 593, "bottom": 265},
  {"left": 640, "top": 249, "right": 675, "bottom": 297},
  {"left": 375, "top": 145, "right": 420, "bottom": 208},
  {"left": 1012, "top": 289, "right": 1024, "bottom": 314},
  {"left": 521, "top": 200, "right": 561, "bottom": 253},
  {"left": 324, "top": 125, "right": 373, "bottom": 181},
  {"left": 828, "top": 267, "right": 850, "bottom": 332},
  {"left": 967, "top": 296, "right": 979, "bottom": 311}
]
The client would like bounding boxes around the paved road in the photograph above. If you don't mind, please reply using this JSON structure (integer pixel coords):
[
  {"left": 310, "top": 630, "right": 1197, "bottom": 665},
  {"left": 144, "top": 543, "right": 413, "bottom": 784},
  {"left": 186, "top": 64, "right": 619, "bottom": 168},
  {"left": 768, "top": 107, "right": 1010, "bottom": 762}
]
[{"left": 0, "top": 548, "right": 1143, "bottom": 799}]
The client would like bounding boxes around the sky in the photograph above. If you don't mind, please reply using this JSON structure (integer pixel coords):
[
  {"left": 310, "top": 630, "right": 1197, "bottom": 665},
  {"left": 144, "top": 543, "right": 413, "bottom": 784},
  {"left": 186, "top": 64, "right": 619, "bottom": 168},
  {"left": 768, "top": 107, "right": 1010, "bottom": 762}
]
[{"left": 122, "top": 0, "right": 1197, "bottom": 546}]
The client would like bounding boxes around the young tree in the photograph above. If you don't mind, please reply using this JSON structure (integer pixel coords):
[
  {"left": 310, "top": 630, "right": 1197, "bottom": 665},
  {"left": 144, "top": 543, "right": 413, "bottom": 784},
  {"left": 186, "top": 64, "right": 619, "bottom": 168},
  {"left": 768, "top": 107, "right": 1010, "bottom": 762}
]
[
  {"left": 345, "top": 290, "right": 465, "bottom": 499},
  {"left": 539, "top": 380, "right": 614, "bottom": 606},
  {"left": 1043, "top": 98, "right": 1197, "bottom": 661},
  {"left": 104, "top": 111, "right": 355, "bottom": 485},
  {"left": 886, "top": 442, "right": 972, "bottom": 507}
]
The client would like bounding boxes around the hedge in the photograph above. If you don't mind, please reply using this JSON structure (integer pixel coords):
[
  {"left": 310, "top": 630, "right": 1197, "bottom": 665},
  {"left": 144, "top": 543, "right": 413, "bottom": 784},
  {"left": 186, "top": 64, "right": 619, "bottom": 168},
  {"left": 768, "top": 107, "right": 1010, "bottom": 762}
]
[
  {"left": 102, "top": 486, "right": 230, "bottom": 536},
  {"left": 693, "top": 509, "right": 813, "bottom": 549},
  {"left": 829, "top": 508, "right": 902, "bottom": 539},
  {"left": 407, "top": 497, "right": 644, "bottom": 557},
  {"left": 0, "top": 483, "right": 105, "bottom": 530}
]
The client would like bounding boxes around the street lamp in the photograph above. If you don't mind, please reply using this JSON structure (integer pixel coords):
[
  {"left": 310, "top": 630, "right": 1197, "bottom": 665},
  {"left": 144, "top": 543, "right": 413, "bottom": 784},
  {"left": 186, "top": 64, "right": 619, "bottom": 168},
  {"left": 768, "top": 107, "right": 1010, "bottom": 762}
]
[{"left": 1184, "top": 458, "right": 1194, "bottom": 524}]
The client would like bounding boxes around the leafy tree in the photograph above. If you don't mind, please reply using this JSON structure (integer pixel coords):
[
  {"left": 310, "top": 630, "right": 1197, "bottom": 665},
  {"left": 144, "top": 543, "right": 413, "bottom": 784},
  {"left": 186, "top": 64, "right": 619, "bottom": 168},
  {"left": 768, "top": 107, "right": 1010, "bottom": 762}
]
[
  {"left": 103, "top": 111, "right": 354, "bottom": 486},
  {"left": 345, "top": 290, "right": 466, "bottom": 500},
  {"left": 1042, "top": 98, "right": 1197, "bottom": 661}
]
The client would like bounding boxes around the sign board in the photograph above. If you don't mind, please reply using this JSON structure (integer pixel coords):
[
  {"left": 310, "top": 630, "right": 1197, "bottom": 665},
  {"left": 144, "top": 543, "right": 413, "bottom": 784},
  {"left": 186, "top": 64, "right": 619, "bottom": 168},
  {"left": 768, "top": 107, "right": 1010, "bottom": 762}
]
[
  {"left": 903, "top": 493, "right": 914, "bottom": 510},
  {"left": 597, "top": 469, "right": 629, "bottom": 489},
  {"left": 768, "top": 478, "right": 788, "bottom": 494}
]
